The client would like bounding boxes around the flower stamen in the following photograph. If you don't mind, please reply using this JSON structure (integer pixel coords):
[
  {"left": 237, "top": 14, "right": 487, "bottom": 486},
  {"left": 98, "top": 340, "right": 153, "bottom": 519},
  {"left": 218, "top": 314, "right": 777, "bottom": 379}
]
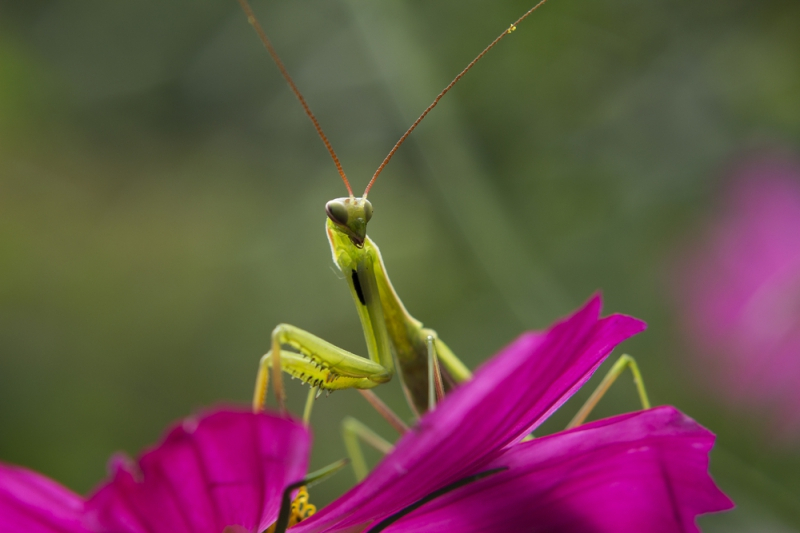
[{"left": 265, "top": 486, "right": 316, "bottom": 533}]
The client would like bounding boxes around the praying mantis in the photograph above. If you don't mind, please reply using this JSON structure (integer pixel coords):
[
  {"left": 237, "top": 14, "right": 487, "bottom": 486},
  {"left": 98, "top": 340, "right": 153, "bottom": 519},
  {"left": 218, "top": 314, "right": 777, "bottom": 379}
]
[
  {"left": 237, "top": 0, "right": 550, "bottom": 418},
  {"left": 236, "top": 0, "right": 650, "bottom": 479}
]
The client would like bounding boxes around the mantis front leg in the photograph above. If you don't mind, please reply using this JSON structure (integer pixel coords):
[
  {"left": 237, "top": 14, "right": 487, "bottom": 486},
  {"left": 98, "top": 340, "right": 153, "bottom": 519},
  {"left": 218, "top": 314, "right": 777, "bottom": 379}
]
[{"left": 253, "top": 323, "right": 393, "bottom": 412}]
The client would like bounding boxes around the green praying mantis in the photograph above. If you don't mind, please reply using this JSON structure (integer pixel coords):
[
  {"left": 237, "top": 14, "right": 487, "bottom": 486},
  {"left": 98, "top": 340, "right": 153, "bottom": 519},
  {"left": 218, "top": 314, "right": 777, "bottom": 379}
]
[{"left": 236, "top": 0, "right": 650, "bottom": 479}]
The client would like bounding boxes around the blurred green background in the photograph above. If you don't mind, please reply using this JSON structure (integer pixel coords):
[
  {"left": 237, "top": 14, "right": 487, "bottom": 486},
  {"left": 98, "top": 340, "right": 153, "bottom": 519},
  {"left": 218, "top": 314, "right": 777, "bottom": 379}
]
[{"left": 1, "top": 0, "right": 799, "bottom": 529}]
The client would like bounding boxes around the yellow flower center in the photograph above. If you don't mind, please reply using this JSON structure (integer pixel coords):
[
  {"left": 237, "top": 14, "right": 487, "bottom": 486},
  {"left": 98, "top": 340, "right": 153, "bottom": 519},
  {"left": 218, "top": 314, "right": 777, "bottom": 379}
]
[{"left": 265, "top": 487, "right": 316, "bottom": 533}]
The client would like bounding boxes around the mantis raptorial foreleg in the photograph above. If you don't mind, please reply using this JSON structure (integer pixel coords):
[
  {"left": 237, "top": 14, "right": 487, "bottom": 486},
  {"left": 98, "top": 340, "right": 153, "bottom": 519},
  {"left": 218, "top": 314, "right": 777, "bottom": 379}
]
[
  {"left": 253, "top": 323, "right": 393, "bottom": 412},
  {"left": 566, "top": 354, "right": 651, "bottom": 429}
]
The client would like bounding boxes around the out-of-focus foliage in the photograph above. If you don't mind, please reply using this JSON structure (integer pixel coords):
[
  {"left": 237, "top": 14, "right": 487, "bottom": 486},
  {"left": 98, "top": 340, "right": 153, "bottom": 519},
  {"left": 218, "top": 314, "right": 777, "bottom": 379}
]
[{"left": 0, "top": 0, "right": 798, "bottom": 529}]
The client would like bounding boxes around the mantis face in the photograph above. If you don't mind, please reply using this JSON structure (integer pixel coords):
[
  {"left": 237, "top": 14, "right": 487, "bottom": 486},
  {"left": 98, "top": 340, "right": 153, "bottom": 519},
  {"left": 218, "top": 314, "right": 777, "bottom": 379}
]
[{"left": 325, "top": 197, "right": 374, "bottom": 247}]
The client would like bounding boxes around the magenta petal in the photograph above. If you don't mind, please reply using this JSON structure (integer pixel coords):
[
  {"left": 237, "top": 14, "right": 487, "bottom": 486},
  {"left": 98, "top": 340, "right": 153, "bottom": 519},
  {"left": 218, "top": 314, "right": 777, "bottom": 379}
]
[
  {"left": 389, "top": 406, "right": 733, "bottom": 533},
  {"left": 678, "top": 160, "right": 800, "bottom": 436},
  {"left": 0, "top": 463, "right": 89, "bottom": 533},
  {"left": 85, "top": 409, "right": 310, "bottom": 533},
  {"left": 296, "top": 296, "right": 645, "bottom": 533}
]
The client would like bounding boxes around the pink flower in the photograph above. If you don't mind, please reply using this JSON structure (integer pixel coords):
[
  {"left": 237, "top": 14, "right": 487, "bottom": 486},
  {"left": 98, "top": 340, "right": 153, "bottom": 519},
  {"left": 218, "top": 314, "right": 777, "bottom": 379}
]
[
  {"left": 1, "top": 411, "right": 310, "bottom": 533},
  {"left": 0, "top": 296, "right": 732, "bottom": 533},
  {"left": 294, "top": 296, "right": 732, "bottom": 532},
  {"left": 375, "top": 408, "right": 727, "bottom": 532},
  {"left": 0, "top": 462, "right": 88, "bottom": 533},
  {"left": 678, "top": 156, "right": 800, "bottom": 437}
]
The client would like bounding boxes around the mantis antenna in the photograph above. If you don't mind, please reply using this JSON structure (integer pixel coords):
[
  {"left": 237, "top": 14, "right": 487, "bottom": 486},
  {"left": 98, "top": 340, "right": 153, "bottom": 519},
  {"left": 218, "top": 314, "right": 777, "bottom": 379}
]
[
  {"left": 236, "top": 0, "right": 354, "bottom": 198},
  {"left": 362, "top": 0, "right": 551, "bottom": 198},
  {"left": 237, "top": 0, "right": 551, "bottom": 199}
]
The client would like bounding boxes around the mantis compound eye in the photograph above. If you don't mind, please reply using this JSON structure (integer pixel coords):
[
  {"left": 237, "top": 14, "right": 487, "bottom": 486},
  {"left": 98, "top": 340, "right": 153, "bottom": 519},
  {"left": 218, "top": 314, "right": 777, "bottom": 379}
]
[
  {"left": 363, "top": 199, "right": 373, "bottom": 222},
  {"left": 325, "top": 200, "right": 349, "bottom": 226}
]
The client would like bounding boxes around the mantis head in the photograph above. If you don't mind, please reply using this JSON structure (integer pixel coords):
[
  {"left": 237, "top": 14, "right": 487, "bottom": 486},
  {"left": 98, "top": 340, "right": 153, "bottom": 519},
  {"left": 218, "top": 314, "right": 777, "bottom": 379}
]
[{"left": 326, "top": 197, "right": 374, "bottom": 247}]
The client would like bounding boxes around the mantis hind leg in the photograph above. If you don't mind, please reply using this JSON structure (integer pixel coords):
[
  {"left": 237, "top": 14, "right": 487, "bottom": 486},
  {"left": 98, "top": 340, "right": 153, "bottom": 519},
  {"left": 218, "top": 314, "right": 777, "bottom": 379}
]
[
  {"left": 566, "top": 354, "right": 651, "bottom": 429},
  {"left": 398, "top": 329, "right": 472, "bottom": 415},
  {"left": 337, "top": 335, "right": 470, "bottom": 479},
  {"left": 432, "top": 335, "right": 472, "bottom": 384},
  {"left": 252, "top": 323, "right": 392, "bottom": 413},
  {"left": 342, "top": 417, "right": 394, "bottom": 482},
  {"left": 427, "top": 335, "right": 445, "bottom": 411}
]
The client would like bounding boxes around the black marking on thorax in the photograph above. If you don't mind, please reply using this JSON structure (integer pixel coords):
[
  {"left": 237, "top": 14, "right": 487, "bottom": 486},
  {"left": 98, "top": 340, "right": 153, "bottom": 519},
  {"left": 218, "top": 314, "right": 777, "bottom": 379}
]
[{"left": 351, "top": 269, "right": 366, "bottom": 306}]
